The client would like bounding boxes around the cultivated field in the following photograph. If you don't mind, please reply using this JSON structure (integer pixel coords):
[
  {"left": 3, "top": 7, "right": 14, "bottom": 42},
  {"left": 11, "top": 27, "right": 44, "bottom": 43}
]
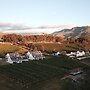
[{"left": 0, "top": 56, "right": 89, "bottom": 90}]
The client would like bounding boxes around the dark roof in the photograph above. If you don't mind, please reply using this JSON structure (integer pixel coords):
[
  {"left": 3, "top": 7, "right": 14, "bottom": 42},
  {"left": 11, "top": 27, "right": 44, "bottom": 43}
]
[
  {"left": 9, "top": 53, "right": 23, "bottom": 61},
  {"left": 70, "top": 68, "right": 83, "bottom": 76},
  {"left": 11, "top": 57, "right": 22, "bottom": 61},
  {"left": 70, "top": 71, "right": 83, "bottom": 76}
]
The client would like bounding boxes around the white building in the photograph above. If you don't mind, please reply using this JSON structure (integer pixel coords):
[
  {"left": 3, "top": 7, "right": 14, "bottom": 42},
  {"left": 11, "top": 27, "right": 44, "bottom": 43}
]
[
  {"left": 76, "top": 51, "right": 85, "bottom": 57},
  {"left": 66, "top": 51, "right": 85, "bottom": 57},
  {"left": 6, "top": 53, "right": 23, "bottom": 64},
  {"left": 55, "top": 52, "right": 60, "bottom": 56},
  {"left": 27, "top": 51, "right": 45, "bottom": 60},
  {"left": 26, "top": 52, "right": 35, "bottom": 60},
  {"left": 66, "top": 52, "right": 76, "bottom": 56},
  {"left": 6, "top": 53, "right": 13, "bottom": 64}
]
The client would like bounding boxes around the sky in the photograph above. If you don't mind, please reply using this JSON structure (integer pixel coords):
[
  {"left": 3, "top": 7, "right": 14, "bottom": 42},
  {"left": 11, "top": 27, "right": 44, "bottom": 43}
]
[{"left": 0, "top": 0, "right": 90, "bottom": 33}]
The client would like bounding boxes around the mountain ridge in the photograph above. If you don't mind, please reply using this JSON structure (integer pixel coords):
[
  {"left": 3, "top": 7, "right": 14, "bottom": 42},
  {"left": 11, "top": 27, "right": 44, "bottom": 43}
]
[
  {"left": 0, "top": 25, "right": 90, "bottom": 39},
  {"left": 52, "top": 26, "right": 90, "bottom": 39}
]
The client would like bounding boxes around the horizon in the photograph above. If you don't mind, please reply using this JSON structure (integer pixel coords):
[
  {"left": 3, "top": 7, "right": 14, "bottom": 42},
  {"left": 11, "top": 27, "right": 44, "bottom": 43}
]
[
  {"left": 0, "top": 23, "right": 90, "bottom": 34},
  {"left": 0, "top": 23, "right": 75, "bottom": 34}
]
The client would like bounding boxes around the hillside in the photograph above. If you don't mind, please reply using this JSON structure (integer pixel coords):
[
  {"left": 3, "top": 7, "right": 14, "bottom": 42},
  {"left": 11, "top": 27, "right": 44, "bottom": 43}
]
[
  {"left": 52, "top": 26, "right": 90, "bottom": 39},
  {"left": 0, "top": 32, "right": 6, "bottom": 40}
]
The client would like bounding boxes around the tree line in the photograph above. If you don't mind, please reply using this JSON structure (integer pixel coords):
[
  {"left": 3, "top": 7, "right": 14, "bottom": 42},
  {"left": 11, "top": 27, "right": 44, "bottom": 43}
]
[
  {"left": 66, "top": 35, "right": 90, "bottom": 51},
  {"left": 1, "top": 34, "right": 90, "bottom": 51},
  {"left": 1, "top": 34, "right": 62, "bottom": 44}
]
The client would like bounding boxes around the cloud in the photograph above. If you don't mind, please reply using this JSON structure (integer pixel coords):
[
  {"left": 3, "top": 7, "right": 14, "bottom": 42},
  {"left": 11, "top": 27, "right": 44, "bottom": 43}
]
[{"left": 0, "top": 22, "right": 74, "bottom": 33}]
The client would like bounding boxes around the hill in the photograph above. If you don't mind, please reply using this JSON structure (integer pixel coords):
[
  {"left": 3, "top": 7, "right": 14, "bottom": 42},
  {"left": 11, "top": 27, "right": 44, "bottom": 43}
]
[
  {"left": 52, "top": 26, "right": 90, "bottom": 39},
  {"left": 0, "top": 32, "right": 6, "bottom": 40},
  {"left": 0, "top": 43, "right": 19, "bottom": 57},
  {"left": 1, "top": 26, "right": 90, "bottom": 40}
]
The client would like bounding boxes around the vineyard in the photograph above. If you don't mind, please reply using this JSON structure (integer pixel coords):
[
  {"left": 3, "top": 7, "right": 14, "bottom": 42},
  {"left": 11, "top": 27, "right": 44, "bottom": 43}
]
[{"left": 0, "top": 56, "right": 89, "bottom": 90}]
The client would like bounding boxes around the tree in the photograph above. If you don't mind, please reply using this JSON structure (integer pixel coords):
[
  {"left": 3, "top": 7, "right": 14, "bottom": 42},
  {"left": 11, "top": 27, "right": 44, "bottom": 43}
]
[{"left": 2, "top": 34, "right": 23, "bottom": 44}]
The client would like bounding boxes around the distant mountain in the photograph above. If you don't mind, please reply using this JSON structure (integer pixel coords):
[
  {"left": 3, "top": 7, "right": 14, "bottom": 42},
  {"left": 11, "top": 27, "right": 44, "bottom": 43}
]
[
  {"left": 52, "top": 26, "right": 90, "bottom": 39},
  {"left": 0, "top": 23, "right": 90, "bottom": 39}
]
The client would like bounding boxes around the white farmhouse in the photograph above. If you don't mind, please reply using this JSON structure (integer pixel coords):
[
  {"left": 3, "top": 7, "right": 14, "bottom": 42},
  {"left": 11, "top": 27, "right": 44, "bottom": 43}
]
[
  {"left": 26, "top": 51, "right": 45, "bottom": 60},
  {"left": 26, "top": 52, "right": 35, "bottom": 60},
  {"left": 32, "top": 51, "right": 45, "bottom": 60},
  {"left": 66, "top": 52, "right": 76, "bottom": 56},
  {"left": 6, "top": 53, "right": 13, "bottom": 64},
  {"left": 6, "top": 53, "right": 23, "bottom": 64},
  {"left": 66, "top": 51, "right": 85, "bottom": 57},
  {"left": 55, "top": 52, "right": 60, "bottom": 56},
  {"left": 76, "top": 51, "right": 85, "bottom": 57}
]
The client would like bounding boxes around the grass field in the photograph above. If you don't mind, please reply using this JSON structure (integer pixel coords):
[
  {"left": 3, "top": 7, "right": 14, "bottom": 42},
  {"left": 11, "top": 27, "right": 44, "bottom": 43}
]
[
  {"left": 28, "top": 42, "right": 81, "bottom": 53},
  {"left": 0, "top": 56, "right": 89, "bottom": 90},
  {"left": 0, "top": 44, "right": 19, "bottom": 58}
]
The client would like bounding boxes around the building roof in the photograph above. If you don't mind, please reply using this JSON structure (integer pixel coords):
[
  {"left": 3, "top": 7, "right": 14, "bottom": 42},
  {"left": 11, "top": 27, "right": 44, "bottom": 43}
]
[
  {"left": 6, "top": 53, "right": 23, "bottom": 61},
  {"left": 70, "top": 68, "right": 83, "bottom": 76}
]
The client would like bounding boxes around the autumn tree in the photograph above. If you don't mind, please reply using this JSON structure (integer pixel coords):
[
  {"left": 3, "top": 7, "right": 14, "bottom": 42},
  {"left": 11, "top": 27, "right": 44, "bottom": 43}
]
[{"left": 2, "top": 34, "right": 23, "bottom": 44}]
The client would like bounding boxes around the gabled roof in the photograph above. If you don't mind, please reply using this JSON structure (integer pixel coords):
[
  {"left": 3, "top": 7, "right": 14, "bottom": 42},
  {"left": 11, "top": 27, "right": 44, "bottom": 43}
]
[{"left": 7, "top": 53, "right": 23, "bottom": 61}]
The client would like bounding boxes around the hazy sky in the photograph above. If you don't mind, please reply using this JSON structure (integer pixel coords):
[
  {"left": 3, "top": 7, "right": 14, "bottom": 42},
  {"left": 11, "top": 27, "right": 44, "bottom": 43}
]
[{"left": 0, "top": 0, "right": 90, "bottom": 33}]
